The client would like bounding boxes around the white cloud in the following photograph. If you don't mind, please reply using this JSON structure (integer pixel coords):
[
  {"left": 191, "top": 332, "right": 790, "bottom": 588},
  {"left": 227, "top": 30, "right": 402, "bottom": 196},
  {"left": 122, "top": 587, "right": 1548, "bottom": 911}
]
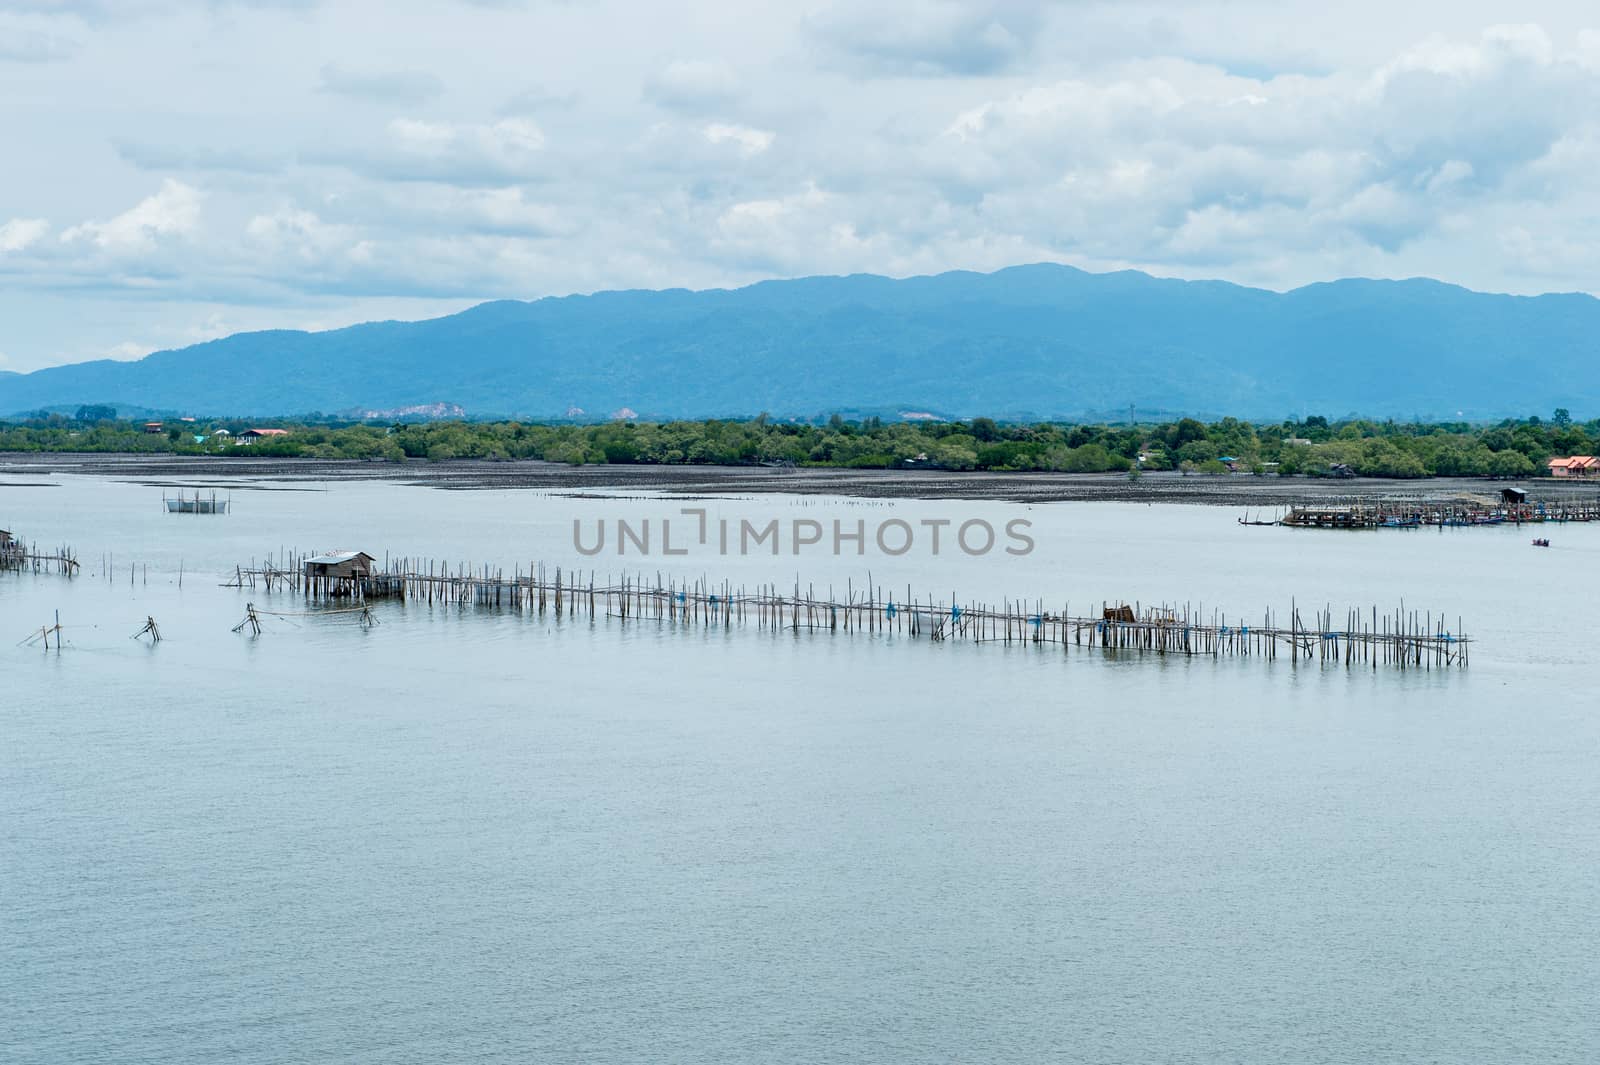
[
  {"left": 317, "top": 62, "right": 443, "bottom": 104},
  {"left": 1424, "top": 159, "right": 1474, "bottom": 193},
  {"left": 60, "top": 179, "right": 201, "bottom": 251},
  {"left": 429, "top": 187, "right": 566, "bottom": 235},
  {"left": 389, "top": 114, "right": 544, "bottom": 159},
  {"left": 300, "top": 186, "right": 569, "bottom": 241},
  {"left": 311, "top": 117, "right": 547, "bottom": 185},
  {"left": 643, "top": 59, "right": 739, "bottom": 111},
  {"left": 498, "top": 84, "right": 575, "bottom": 115},
  {"left": 0, "top": 217, "right": 49, "bottom": 252},
  {"left": 115, "top": 140, "right": 286, "bottom": 173},
  {"left": 106, "top": 340, "right": 155, "bottom": 360},
  {"left": 704, "top": 122, "right": 775, "bottom": 155},
  {"left": 806, "top": 0, "right": 1047, "bottom": 76},
  {"left": 714, "top": 183, "right": 837, "bottom": 265},
  {"left": 0, "top": 21, "right": 78, "bottom": 61},
  {"left": 1380, "top": 23, "right": 1555, "bottom": 80},
  {"left": 10, "top": 5, "right": 1600, "bottom": 369},
  {"left": 245, "top": 206, "right": 356, "bottom": 259}
]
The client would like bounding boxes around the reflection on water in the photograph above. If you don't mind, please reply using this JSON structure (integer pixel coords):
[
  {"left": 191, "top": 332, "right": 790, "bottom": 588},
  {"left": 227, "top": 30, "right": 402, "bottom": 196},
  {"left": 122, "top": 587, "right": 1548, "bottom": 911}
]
[{"left": 2, "top": 475, "right": 1597, "bottom": 1063}]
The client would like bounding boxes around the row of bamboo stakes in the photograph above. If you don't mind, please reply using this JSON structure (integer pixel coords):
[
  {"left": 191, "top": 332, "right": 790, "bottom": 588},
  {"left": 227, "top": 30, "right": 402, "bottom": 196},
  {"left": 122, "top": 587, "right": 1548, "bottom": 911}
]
[
  {"left": 226, "top": 552, "right": 1469, "bottom": 669},
  {"left": 0, "top": 540, "right": 78, "bottom": 576}
]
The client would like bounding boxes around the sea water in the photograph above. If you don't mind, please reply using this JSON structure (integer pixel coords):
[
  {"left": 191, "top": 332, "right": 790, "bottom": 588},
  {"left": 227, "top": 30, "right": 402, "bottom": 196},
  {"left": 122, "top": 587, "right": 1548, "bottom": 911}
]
[{"left": 2, "top": 473, "right": 1597, "bottom": 1063}]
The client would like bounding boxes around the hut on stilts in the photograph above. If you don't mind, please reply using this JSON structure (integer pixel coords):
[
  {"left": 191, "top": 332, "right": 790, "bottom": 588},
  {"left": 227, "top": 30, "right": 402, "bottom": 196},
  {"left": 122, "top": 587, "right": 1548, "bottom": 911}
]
[{"left": 303, "top": 551, "right": 379, "bottom": 598}]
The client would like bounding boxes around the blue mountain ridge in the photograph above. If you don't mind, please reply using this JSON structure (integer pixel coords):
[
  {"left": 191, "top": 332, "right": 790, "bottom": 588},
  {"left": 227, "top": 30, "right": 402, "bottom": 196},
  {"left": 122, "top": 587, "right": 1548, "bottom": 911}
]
[{"left": 2, "top": 263, "right": 1593, "bottom": 420}]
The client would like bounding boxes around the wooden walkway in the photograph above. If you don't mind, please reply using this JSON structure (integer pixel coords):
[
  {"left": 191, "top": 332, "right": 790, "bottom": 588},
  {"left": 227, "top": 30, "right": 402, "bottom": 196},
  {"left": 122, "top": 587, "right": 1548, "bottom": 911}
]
[{"left": 226, "top": 552, "right": 1469, "bottom": 669}]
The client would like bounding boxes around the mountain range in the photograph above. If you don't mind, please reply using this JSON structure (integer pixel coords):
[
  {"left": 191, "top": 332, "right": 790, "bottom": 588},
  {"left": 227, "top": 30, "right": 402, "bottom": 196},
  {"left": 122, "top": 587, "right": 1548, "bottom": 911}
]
[{"left": 2, "top": 263, "right": 1595, "bottom": 420}]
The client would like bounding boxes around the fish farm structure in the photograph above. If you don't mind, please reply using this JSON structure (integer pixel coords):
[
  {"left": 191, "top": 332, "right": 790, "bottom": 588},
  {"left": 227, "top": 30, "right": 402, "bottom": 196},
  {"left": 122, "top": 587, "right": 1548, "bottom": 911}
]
[
  {"left": 164, "top": 490, "right": 230, "bottom": 514},
  {"left": 1258, "top": 495, "right": 1600, "bottom": 530},
  {"left": 226, "top": 551, "right": 1470, "bottom": 669}
]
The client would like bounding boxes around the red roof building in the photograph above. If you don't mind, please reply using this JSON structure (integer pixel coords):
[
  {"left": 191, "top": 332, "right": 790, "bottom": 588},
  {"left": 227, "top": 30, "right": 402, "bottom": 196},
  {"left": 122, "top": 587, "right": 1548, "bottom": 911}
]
[{"left": 1546, "top": 455, "right": 1600, "bottom": 478}]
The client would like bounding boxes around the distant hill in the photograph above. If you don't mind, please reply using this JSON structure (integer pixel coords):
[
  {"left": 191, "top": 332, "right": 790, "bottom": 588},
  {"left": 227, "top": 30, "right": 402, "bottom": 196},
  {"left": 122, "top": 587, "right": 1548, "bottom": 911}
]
[{"left": 2, "top": 264, "right": 1595, "bottom": 420}]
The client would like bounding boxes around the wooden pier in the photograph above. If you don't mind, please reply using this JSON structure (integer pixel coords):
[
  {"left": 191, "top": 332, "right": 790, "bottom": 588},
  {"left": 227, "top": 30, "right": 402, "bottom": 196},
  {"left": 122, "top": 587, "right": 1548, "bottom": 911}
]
[
  {"left": 226, "top": 551, "right": 1469, "bottom": 669},
  {"left": 1272, "top": 495, "right": 1600, "bottom": 530}
]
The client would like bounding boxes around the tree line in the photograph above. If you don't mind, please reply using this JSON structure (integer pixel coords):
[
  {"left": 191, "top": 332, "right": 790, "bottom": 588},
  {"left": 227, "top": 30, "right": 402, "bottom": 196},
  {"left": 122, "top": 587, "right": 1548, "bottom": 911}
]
[{"left": 1, "top": 409, "right": 1594, "bottom": 479}]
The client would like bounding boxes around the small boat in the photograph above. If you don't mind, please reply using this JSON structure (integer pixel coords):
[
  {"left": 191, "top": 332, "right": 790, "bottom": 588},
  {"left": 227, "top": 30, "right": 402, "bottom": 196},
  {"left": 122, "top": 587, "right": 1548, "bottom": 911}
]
[{"left": 1532, "top": 538, "right": 1550, "bottom": 547}]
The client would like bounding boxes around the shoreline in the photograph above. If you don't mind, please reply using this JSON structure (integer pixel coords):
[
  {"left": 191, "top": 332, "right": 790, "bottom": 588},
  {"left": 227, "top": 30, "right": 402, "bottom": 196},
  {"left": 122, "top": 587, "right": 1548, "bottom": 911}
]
[{"left": 4, "top": 451, "right": 1596, "bottom": 505}]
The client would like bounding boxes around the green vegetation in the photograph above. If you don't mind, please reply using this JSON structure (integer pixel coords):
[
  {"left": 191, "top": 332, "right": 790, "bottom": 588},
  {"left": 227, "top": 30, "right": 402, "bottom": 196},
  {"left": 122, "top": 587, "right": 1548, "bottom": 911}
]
[{"left": 3, "top": 410, "right": 1595, "bottom": 479}]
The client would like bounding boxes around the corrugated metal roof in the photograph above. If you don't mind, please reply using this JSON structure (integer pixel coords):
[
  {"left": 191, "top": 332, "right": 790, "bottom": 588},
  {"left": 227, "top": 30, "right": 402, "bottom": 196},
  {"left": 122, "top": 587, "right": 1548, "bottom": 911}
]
[{"left": 305, "top": 551, "right": 373, "bottom": 565}]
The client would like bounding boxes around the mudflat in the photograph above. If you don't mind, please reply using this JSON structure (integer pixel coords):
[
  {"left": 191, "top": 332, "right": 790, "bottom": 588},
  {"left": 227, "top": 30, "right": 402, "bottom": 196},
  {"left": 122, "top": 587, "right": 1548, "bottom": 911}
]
[{"left": 3, "top": 451, "right": 1592, "bottom": 505}]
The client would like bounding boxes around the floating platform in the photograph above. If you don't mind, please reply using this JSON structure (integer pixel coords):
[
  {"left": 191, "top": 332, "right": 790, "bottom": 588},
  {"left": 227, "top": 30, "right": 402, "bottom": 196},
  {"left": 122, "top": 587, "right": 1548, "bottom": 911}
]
[{"left": 164, "top": 491, "right": 230, "bottom": 514}]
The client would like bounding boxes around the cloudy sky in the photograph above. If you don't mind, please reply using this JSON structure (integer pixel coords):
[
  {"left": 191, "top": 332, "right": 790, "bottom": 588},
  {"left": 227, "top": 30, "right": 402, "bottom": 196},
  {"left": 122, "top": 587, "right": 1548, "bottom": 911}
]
[{"left": 3, "top": 0, "right": 1600, "bottom": 371}]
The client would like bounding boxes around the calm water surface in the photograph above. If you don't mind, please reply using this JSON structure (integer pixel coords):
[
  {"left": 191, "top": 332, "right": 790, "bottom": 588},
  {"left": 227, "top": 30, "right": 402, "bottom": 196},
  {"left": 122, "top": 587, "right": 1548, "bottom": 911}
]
[{"left": 2, "top": 473, "right": 1597, "bottom": 1063}]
